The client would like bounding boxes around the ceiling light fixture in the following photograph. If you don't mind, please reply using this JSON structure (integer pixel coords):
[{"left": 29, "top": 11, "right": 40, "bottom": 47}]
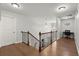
[
  {"left": 58, "top": 6, "right": 66, "bottom": 10},
  {"left": 11, "top": 3, "right": 20, "bottom": 8},
  {"left": 57, "top": 5, "right": 67, "bottom": 12}
]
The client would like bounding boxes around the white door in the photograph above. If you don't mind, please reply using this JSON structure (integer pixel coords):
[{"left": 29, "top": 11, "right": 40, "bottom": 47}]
[{"left": 0, "top": 15, "right": 16, "bottom": 47}]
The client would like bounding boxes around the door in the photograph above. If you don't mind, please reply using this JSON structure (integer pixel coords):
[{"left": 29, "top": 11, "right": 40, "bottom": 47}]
[{"left": 0, "top": 15, "right": 16, "bottom": 47}]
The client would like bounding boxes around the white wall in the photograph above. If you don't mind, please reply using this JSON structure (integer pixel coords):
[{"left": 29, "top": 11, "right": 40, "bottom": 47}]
[
  {"left": 0, "top": 9, "right": 29, "bottom": 47},
  {"left": 27, "top": 16, "right": 57, "bottom": 39},
  {"left": 0, "top": 8, "right": 1, "bottom": 47},
  {"left": 61, "top": 18, "right": 75, "bottom": 33},
  {"left": 0, "top": 9, "right": 1, "bottom": 20},
  {"left": 16, "top": 14, "right": 30, "bottom": 43},
  {"left": 56, "top": 18, "right": 61, "bottom": 39},
  {"left": 0, "top": 9, "right": 57, "bottom": 47},
  {"left": 74, "top": 8, "right": 79, "bottom": 55}
]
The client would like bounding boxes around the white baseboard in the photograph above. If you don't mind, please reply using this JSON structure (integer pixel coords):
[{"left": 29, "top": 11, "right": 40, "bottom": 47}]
[
  {"left": 74, "top": 37, "right": 79, "bottom": 55},
  {"left": 0, "top": 41, "right": 22, "bottom": 48},
  {"left": 14, "top": 41, "right": 22, "bottom": 44}
]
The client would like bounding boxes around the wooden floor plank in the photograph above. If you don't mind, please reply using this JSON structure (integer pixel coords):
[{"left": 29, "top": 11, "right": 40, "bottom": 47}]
[
  {"left": 40, "top": 38, "right": 78, "bottom": 56},
  {"left": 0, "top": 38, "right": 78, "bottom": 56}
]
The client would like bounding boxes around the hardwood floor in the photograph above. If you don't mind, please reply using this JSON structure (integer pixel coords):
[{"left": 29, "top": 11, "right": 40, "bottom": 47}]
[
  {"left": 40, "top": 38, "right": 78, "bottom": 56},
  {"left": 0, "top": 43, "right": 39, "bottom": 56},
  {"left": 0, "top": 38, "right": 78, "bottom": 56}
]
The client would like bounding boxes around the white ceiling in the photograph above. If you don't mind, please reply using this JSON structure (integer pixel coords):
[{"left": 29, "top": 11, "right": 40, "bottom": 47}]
[{"left": 0, "top": 3, "right": 78, "bottom": 17}]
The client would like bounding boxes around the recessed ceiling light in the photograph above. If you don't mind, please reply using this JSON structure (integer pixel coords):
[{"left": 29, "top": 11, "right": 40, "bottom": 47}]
[{"left": 11, "top": 3, "right": 20, "bottom": 8}]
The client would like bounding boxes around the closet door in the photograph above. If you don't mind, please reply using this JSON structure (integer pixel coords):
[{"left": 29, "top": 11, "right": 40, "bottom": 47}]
[{"left": 0, "top": 15, "right": 16, "bottom": 46}]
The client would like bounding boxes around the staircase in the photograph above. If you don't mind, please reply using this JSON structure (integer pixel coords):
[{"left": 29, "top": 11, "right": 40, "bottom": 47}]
[{"left": 21, "top": 31, "right": 57, "bottom": 52}]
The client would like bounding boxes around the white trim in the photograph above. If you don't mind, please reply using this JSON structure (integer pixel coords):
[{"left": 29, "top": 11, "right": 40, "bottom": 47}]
[{"left": 74, "top": 36, "right": 79, "bottom": 55}]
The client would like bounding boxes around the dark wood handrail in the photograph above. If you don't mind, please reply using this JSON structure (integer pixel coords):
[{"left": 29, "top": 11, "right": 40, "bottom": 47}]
[
  {"left": 28, "top": 32, "right": 40, "bottom": 42},
  {"left": 41, "top": 31, "right": 57, "bottom": 35},
  {"left": 39, "top": 30, "right": 57, "bottom": 52},
  {"left": 21, "top": 31, "right": 27, "bottom": 33},
  {"left": 21, "top": 31, "right": 39, "bottom": 42},
  {"left": 41, "top": 32, "right": 51, "bottom": 34}
]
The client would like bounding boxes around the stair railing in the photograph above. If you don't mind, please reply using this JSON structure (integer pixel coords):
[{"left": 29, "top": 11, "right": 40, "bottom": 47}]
[
  {"left": 21, "top": 31, "right": 40, "bottom": 50},
  {"left": 21, "top": 31, "right": 57, "bottom": 52},
  {"left": 39, "top": 31, "right": 57, "bottom": 51}
]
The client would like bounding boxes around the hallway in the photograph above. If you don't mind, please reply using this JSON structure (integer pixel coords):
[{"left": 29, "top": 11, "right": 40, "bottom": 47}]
[
  {"left": 40, "top": 38, "right": 78, "bottom": 56},
  {"left": 0, "top": 3, "right": 79, "bottom": 56},
  {"left": 0, "top": 38, "right": 78, "bottom": 56}
]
